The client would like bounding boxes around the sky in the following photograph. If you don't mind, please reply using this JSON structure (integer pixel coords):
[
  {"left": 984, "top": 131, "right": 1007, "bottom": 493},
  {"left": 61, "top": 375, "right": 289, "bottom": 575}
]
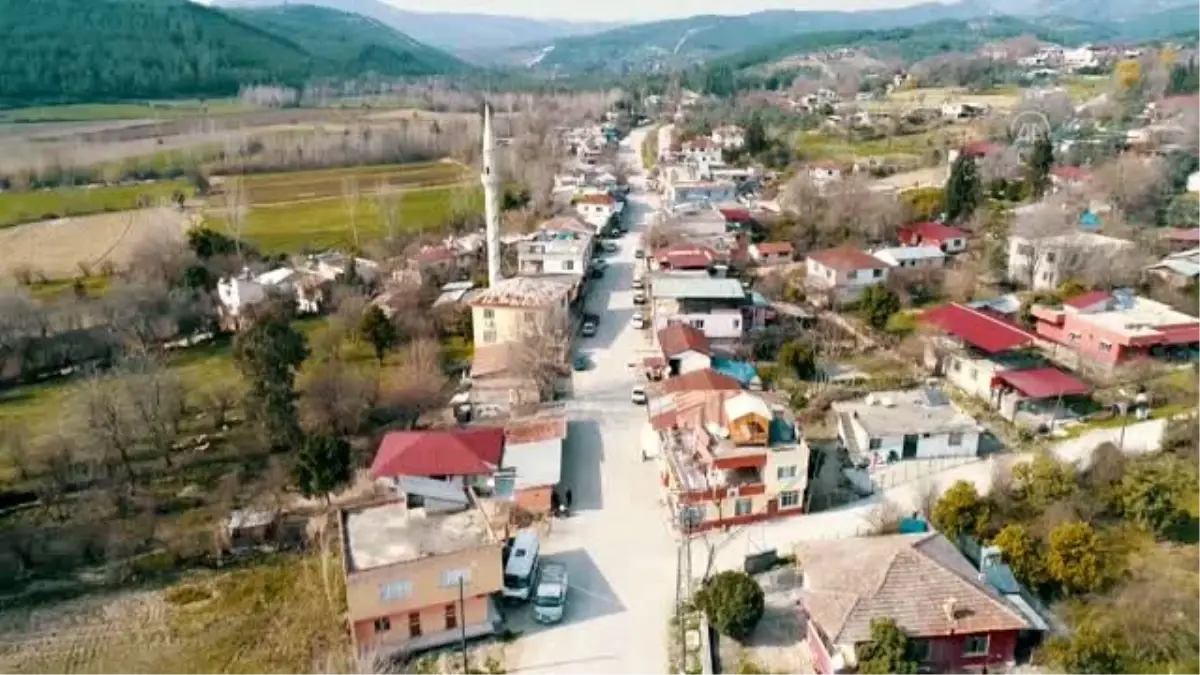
[{"left": 376, "top": 0, "right": 946, "bottom": 23}]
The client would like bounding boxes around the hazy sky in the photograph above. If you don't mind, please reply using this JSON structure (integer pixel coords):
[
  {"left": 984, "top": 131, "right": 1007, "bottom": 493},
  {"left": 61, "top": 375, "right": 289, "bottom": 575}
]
[{"left": 378, "top": 0, "right": 942, "bottom": 22}]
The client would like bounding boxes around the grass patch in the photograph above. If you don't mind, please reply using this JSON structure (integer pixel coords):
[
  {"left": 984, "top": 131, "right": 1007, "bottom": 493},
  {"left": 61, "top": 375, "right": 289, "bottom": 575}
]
[
  {"left": 1064, "top": 76, "right": 1110, "bottom": 103},
  {"left": 0, "top": 180, "right": 193, "bottom": 229},
  {"left": 885, "top": 310, "right": 918, "bottom": 336},
  {"left": 0, "top": 99, "right": 252, "bottom": 124},
  {"left": 163, "top": 584, "right": 213, "bottom": 606},
  {"left": 27, "top": 275, "right": 112, "bottom": 301},
  {"left": 218, "top": 161, "right": 467, "bottom": 207},
  {"left": 217, "top": 184, "right": 481, "bottom": 254},
  {"left": 795, "top": 124, "right": 982, "bottom": 162}
]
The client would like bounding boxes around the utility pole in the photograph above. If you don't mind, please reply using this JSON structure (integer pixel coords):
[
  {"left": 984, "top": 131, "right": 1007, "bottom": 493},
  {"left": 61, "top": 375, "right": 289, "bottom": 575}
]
[{"left": 458, "top": 577, "right": 468, "bottom": 674}]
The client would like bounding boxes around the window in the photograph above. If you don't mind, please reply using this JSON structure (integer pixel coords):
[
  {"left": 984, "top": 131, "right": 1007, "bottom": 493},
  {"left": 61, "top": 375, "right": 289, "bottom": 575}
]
[
  {"left": 441, "top": 568, "right": 471, "bottom": 588},
  {"left": 873, "top": 269, "right": 883, "bottom": 278},
  {"left": 777, "top": 465, "right": 797, "bottom": 480},
  {"left": 1099, "top": 341, "right": 1113, "bottom": 352},
  {"left": 952, "top": 360, "right": 962, "bottom": 373},
  {"left": 373, "top": 617, "right": 391, "bottom": 633},
  {"left": 948, "top": 432, "right": 964, "bottom": 446},
  {"left": 408, "top": 612, "right": 422, "bottom": 638},
  {"left": 564, "top": 260, "right": 575, "bottom": 271},
  {"left": 1017, "top": 244, "right": 1034, "bottom": 256},
  {"left": 1045, "top": 252, "right": 1057, "bottom": 263},
  {"left": 733, "top": 319, "right": 741, "bottom": 330},
  {"left": 734, "top": 498, "right": 753, "bottom": 516},
  {"left": 910, "top": 638, "right": 932, "bottom": 662},
  {"left": 689, "top": 319, "right": 705, "bottom": 329},
  {"left": 482, "top": 308, "right": 495, "bottom": 320},
  {"left": 379, "top": 580, "right": 412, "bottom": 602},
  {"left": 481, "top": 329, "right": 497, "bottom": 344},
  {"left": 444, "top": 603, "right": 458, "bottom": 630},
  {"left": 963, "top": 634, "right": 989, "bottom": 657},
  {"left": 780, "top": 490, "right": 800, "bottom": 508},
  {"left": 868, "top": 438, "right": 882, "bottom": 450}
]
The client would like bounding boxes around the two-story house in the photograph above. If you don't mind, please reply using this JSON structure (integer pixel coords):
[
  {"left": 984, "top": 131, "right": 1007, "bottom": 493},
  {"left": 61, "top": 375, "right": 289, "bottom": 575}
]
[
  {"left": 805, "top": 246, "right": 890, "bottom": 303},
  {"left": 711, "top": 125, "right": 745, "bottom": 150},
  {"left": 798, "top": 532, "right": 1033, "bottom": 674},
  {"left": 680, "top": 137, "right": 724, "bottom": 165},
  {"left": 648, "top": 386, "right": 810, "bottom": 533},
  {"left": 1030, "top": 290, "right": 1200, "bottom": 370},
  {"left": 657, "top": 323, "right": 713, "bottom": 376},
  {"left": 339, "top": 497, "right": 503, "bottom": 663},
  {"left": 872, "top": 246, "right": 947, "bottom": 270},
  {"left": 469, "top": 276, "right": 574, "bottom": 347},
  {"left": 898, "top": 222, "right": 969, "bottom": 254},
  {"left": 517, "top": 224, "right": 593, "bottom": 277},
  {"left": 650, "top": 274, "right": 754, "bottom": 342},
  {"left": 1006, "top": 231, "right": 1132, "bottom": 291},
  {"left": 653, "top": 243, "right": 721, "bottom": 272},
  {"left": 573, "top": 192, "right": 622, "bottom": 228}
]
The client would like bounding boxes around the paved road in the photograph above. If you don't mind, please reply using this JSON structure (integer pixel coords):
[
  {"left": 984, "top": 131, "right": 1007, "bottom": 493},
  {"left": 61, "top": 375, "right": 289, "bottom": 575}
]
[{"left": 507, "top": 128, "right": 677, "bottom": 674}]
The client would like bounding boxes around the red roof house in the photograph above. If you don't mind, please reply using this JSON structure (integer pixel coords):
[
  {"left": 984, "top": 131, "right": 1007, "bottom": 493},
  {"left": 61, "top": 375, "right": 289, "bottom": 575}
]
[
  {"left": 370, "top": 428, "right": 506, "bottom": 479},
  {"left": 898, "top": 222, "right": 969, "bottom": 253},
  {"left": 805, "top": 246, "right": 890, "bottom": 302},
  {"left": 749, "top": 241, "right": 795, "bottom": 265},
  {"left": 961, "top": 141, "right": 1002, "bottom": 159},
  {"left": 920, "top": 303, "right": 1036, "bottom": 354},
  {"left": 658, "top": 323, "right": 712, "bottom": 359},
  {"left": 655, "top": 244, "right": 719, "bottom": 270},
  {"left": 719, "top": 208, "right": 753, "bottom": 224}
]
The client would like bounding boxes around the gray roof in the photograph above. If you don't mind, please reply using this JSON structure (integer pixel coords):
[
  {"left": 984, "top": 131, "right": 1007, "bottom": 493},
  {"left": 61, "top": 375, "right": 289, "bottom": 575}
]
[
  {"left": 504, "top": 438, "right": 564, "bottom": 489},
  {"left": 651, "top": 275, "right": 746, "bottom": 300},
  {"left": 831, "top": 389, "right": 982, "bottom": 437},
  {"left": 343, "top": 502, "right": 491, "bottom": 571}
]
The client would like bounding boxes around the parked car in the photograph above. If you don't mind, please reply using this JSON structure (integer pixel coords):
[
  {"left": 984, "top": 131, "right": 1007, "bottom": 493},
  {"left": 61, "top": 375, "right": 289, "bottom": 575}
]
[
  {"left": 632, "top": 313, "right": 645, "bottom": 329},
  {"left": 590, "top": 266, "right": 605, "bottom": 279},
  {"left": 633, "top": 290, "right": 646, "bottom": 305},
  {"left": 631, "top": 385, "right": 647, "bottom": 405},
  {"left": 602, "top": 241, "right": 618, "bottom": 253},
  {"left": 581, "top": 313, "right": 599, "bottom": 337},
  {"left": 573, "top": 354, "right": 590, "bottom": 371},
  {"left": 534, "top": 562, "right": 569, "bottom": 624},
  {"left": 631, "top": 276, "right": 644, "bottom": 290}
]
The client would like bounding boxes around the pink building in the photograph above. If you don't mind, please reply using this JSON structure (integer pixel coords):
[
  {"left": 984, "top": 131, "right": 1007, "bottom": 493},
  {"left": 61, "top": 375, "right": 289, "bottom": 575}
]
[{"left": 1032, "top": 291, "right": 1200, "bottom": 368}]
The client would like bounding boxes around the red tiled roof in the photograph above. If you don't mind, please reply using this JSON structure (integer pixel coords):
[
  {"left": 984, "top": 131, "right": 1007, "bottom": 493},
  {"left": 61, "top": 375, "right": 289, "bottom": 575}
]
[
  {"left": 661, "top": 368, "right": 741, "bottom": 393},
  {"left": 505, "top": 415, "right": 568, "bottom": 445},
  {"left": 658, "top": 323, "right": 712, "bottom": 358},
  {"left": 656, "top": 244, "right": 718, "bottom": 270},
  {"left": 1051, "top": 165, "right": 1092, "bottom": 182},
  {"left": 898, "top": 222, "right": 968, "bottom": 245},
  {"left": 719, "top": 208, "right": 753, "bottom": 223},
  {"left": 994, "top": 368, "right": 1091, "bottom": 399},
  {"left": 920, "top": 303, "right": 1035, "bottom": 353},
  {"left": 576, "top": 192, "right": 616, "bottom": 205},
  {"left": 684, "top": 137, "right": 716, "bottom": 150},
  {"left": 370, "top": 428, "right": 505, "bottom": 478},
  {"left": 1063, "top": 290, "right": 1110, "bottom": 310},
  {"left": 807, "top": 246, "right": 888, "bottom": 271},
  {"left": 754, "top": 241, "right": 794, "bottom": 256},
  {"left": 1166, "top": 228, "right": 1200, "bottom": 243}
]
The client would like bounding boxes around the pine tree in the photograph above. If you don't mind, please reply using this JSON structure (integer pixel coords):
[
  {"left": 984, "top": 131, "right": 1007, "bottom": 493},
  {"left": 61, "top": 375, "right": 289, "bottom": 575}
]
[
  {"left": 293, "top": 435, "right": 352, "bottom": 504},
  {"left": 233, "top": 306, "right": 309, "bottom": 451},
  {"left": 944, "top": 152, "right": 981, "bottom": 223},
  {"left": 1026, "top": 132, "right": 1055, "bottom": 198},
  {"left": 359, "top": 304, "right": 398, "bottom": 363},
  {"left": 744, "top": 114, "right": 768, "bottom": 156}
]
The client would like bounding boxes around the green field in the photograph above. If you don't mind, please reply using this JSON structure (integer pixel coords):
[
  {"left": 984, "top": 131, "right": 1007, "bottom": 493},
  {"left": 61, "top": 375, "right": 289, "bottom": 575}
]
[
  {"left": 795, "top": 124, "right": 983, "bottom": 162},
  {"left": 0, "top": 180, "right": 193, "bottom": 228},
  {"left": 219, "top": 161, "right": 467, "bottom": 207},
  {"left": 0, "top": 99, "right": 253, "bottom": 124}
]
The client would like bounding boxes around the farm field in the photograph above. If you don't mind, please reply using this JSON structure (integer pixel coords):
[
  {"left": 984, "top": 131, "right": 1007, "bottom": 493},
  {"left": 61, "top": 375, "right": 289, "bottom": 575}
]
[
  {"left": 871, "top": 165, "right": 950, "bottom": 192},
  {"left": 864, "top": 86, "right": 1023, "bottom": 112},
  {"left": 795, "top": 123, "right": 983, "bottom": 162},
  {"left": 0, "top": 99, "right": 254, "bottom": 125},
  {"left": 0, "top": 207, "right": 198, "bottom": 284},
  {"left": 0, "top": 180, "right": 193, "bottom": 230},
  {"left": 213, "top": 160, "right": 467, "bottom": 207}
]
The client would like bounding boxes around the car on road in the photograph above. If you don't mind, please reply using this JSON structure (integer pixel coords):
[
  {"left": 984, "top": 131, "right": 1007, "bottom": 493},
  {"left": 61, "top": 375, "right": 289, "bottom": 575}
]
[
  {"left": 631, "top": 276, "right": 644, "bottom": 290},
  {"left": 631, "top": 385, "right": 647, "bottom": 405},
  {"left": 633, "top": 290, "right": 646, "bottom": 305},
  {"left": 581, "top": 314, "right": 599, "bottom": 337},
  {"left": 592, "top": 258, "right": 608, "bottom": 271},
  {"left": 573, "top": 354, "right": 590, "bottom": 371},
  {"left": 533, "top": 562, "right": 569, "bottom": 624},
  {"left": 601, "top": 240, "right": 618, "bottom": 253},
  {"left": 590, "top": 266, "right": 605, "bottom": 279},
  {"left": 632, "top": 313, "right": 646, "bottom": 329}
]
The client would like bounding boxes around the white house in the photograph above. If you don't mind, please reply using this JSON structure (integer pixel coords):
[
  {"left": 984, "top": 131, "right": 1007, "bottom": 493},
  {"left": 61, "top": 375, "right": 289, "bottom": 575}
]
[
  {"left": 1007, "top": 231, "right": 1133, "bottom": 291},
  {"left": 808, "top": 162, "right": 843, "bottom": 186},
  {"left": 1062, "top": 46, "right": 1098, "bottom": 70},
  {"left": 517, "top": 224, "right": 593, "bottom": 277},
  {"left": 872, "top": 246, "right": 947, "bottom": 270},
  {"left": 680, "top": 137, "right": 724, "bottom": 166},
  {"left": 805, "top": 246, "right": 890, "bottom": 303},
  {"left": 832, "top": 388, "right": 983, "bottom": 469},
  {"left": 574, "top": 192, "right": 620, "bottom": 228},
  {"left": 657, "top": 323, "right": 713, "bottom": 376},
  {"left": 1187, "top": 171, "right": 1200, "bottom": 194},
  {"left": 650, "top": 274, "right": 749, "bottom": 341},
  {"left": 749, "top": 242, "right": 795, "bottom": 266},
  {"left": 711, "top": 125, "right": 745, "bottom": 150},
  {"left": 216, "top": 277, "right": 266, "bottom": 324}
]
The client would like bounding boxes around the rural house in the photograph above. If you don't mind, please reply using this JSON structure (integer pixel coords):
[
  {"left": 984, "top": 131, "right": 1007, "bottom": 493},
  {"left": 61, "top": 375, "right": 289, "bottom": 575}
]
[
  {"left": 897, "top": 221, "right": 969, "bottom": 254},
  {"left": 804, "top": 246, "right": 889, "bottom": 303},
  {"left": 749, "top": 241, "right": 794, "bottom": 266},
  {"left": 468, "top": 276, "right": 574, "bottom": 347},
  {"left": 657, "top": 323, "right": 713, "bottom": 376},
  {"left": 872, "top": 246, "right": 946, "bottom": 270}
]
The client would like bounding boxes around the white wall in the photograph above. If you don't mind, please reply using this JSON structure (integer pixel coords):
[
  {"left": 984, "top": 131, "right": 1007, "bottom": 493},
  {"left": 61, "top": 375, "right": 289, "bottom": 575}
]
[
  {"left": 945, "top": 353, "right": 1004, "bottom": 401},
  {"left": 806, "top": 260, "right": 888, "bottom": 299},
  {"left": 656, "top": 312, "right": 743, "bottom": 340},
  {"left": 675, "top": 350, "right": 712, "bottom": 374},
  {"left": 846, "top": 415, "right": 979, "bottom": 463}
]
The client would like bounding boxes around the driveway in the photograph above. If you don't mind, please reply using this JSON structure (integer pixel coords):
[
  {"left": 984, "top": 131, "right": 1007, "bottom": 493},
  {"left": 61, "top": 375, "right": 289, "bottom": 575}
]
[{"left": 507, "top": 128, "right": 677, "bottom": 674}]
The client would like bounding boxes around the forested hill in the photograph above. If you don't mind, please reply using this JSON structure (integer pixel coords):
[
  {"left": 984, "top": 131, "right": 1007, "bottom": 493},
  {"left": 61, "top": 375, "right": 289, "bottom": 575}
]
[{"left": 0, "top": 0, "right": 468, "bottom": 107}]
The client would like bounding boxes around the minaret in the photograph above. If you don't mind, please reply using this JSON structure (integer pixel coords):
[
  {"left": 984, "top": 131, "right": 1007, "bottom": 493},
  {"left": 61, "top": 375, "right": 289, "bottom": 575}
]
[{"left": 481, "top": 102, "right": 502, "bottom": 288}]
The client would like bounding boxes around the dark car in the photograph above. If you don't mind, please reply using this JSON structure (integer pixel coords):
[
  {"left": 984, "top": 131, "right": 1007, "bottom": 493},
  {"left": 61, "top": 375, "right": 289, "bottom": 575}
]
[{"left": 573, "top": 354, "right": 590, "bottom": 371}]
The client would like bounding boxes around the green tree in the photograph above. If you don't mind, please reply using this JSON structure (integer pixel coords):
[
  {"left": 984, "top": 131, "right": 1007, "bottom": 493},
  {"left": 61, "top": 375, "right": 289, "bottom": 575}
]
[
  {"left": 855, "top": 618, "right": 919, "bottom": 675},
  {"left": 1026, "top": 132, "right": 1055, "bottom": 198},
  {"left": 943, "top": 152, "right": 981, "bottom": 224},
  {"left": 744, "top": 114, "right": 768, "bottom": 156},
  {"left": 693, "top": 571, "right": 765, "bottom": 640},
  {"left": 778, "top": 340, "right": 817, "bottom": 380},
  {"left": 991, "top": 523, "right": 1050, "bottom": 591},
  {"left": 1012, "top": 455, "right": 1077, "bottom": 510},
  {"left": 292, "top": 434, "right": 352, "bottom": 503},
  {"left": 1046, "top": 521, "right": 1111, "bottom": 596},
  {"left": 1040, "top": 626, "right": 1127, "bottom": 674},
  {"left": 932, "top": 480, "right": 989, "bottom": 542},
  {"left": 233, "top": 307, "right": 309, "bottom": 451},
  {"left": 858, "top": 285, "right": 901, "bottom": 331},
  {"left": 1118, "top": 458, "right": 1193, "bottom": 537},
  {"left": 358, "top": 304, "right": 398, "bottom": 363}
]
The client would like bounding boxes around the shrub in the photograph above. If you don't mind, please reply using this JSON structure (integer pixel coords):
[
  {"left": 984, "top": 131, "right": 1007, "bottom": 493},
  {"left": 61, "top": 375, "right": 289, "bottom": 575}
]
[
  {"left": 693, "top": 570, "right": 765, "bottom": 640},
  {"left": 164, "top": 585, "right": 213, "bottom": 606}
]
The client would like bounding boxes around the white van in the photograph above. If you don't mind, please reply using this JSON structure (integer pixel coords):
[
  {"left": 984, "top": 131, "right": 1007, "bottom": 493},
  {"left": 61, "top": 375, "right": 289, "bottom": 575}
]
[{"left": 503, "top": 529, "right": 540, "bottom": 601}]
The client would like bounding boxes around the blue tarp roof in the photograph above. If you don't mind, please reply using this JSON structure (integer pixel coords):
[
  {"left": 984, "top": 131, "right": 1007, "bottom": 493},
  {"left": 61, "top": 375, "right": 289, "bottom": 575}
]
[
  {"left": 1079, "top": 210, "right": 1101, "bottom": 230},
  {"left": 711, "top": 358, "right": 758, "bottom": 386}
]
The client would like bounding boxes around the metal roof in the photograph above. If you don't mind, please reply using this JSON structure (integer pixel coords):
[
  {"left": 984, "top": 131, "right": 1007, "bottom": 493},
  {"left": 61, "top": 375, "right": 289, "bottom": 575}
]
[
  {"left": 994, "top": 368, "right": 1091, "bottom": 399},
  {"left": 921, "top": 303, "right": 1036, "bottom": 353},
  {"left": 504, "top": 438, "right": 563, "bottom": 490},
  {"left": 651, "top": 275, "right": 746, "bottom": 300}
]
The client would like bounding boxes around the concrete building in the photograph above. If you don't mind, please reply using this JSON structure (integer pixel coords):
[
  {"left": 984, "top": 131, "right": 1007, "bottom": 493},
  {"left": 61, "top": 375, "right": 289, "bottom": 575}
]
[
  {"left": 339, "top": 498, "right": 503, "bottom": 662},
  {"left": 872, "top": 246, "right": 947, "bottom": 270},
  {"left": 650, "top": 274, "right": 753, "bottom": 341},
  {"left": 749, "top": 242, "right": 794, "bottom": 266},
  {"left": 1031, "top": 290, "right": 1200, "bottom": 369},
  {"left": 502, "top": 415, "right": 568, "bottom": 515},
  {"left": 647, "top": 386, "right": 810, "bottom": 533},
  {"left": 517, "top": 224, "right": 593, "bottom": 277},
  {"left": 804, "top": 246, "right": 890, "bottom": 303},
  {"left": 711, "top": 125, "right": 745, "bottom": 149},
  {"left": 679, "top": 137, "right": 724, "bottom": 165},
  {"left": 1146, "top": 247, "right": 1200, "bottom": 287},
  {"left": 797, "top": 532, "right": 1033, "bottom": 674},
  {"left": 1006, "top": 231, "right": 1132, "bottom": 291},
  {"left": 898, "top": 222, "right": 969, "bottom": 254},
  {"left": 574, "top": 192, "right": 621, "bottom": 228},
  {"left": 832, "top": 388, "right": 983, "bottom": 481},
  {"left": 657, "top": 323, "right": 713, "bottom": 376},
  {"left": 469, "top": 276, "right": 574, "bottom": 347}
]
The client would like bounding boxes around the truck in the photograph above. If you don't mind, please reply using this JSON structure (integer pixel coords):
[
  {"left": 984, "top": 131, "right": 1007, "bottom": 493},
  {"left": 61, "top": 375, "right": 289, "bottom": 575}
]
[{"left": 533, "top": 561, "right": 569, "bottom": 624}]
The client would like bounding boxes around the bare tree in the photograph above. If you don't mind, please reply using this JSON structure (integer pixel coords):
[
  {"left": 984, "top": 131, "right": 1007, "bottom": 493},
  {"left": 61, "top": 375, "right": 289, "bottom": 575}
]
[
  {"left": 121, "top": 356, "right": 186, "bottom": 470},
  {"left": 126, "top": 234, "right": 198, "bottom": 288},
  {"left": 375, "top": 179, "right": 404, "bottom": 245},
  {"left": 76, "top": 369, "right": 139, "bottom": 486},
  {"left": 198, "top": 384, "right": 239, "bottom": 431},
  {"left": 511, "top": 308, "right": 572, "bottom": 402},
  {"left": 302, "top": 360, "right": 380, "bottom": 437},
  {"left": 342, "top": 175, "right": 361, "bottom": 251},
  {"left": 377, "top": 339, "right": 447, "bottom": 428},
  {"left": 1090, "top": 154, "right": 1168, "bottom": 222}
]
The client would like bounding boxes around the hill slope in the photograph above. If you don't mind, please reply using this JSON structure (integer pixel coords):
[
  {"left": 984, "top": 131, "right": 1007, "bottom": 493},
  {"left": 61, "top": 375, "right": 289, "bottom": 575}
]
[
  {"left": 214, "top": 0, "right": 624, "bottom": 54},
  {"left": 0, "top": 0, "right": 465, "bottom": 107},
  {"left": 226, "top": 4, "right": 466, "bottom": 76}
]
